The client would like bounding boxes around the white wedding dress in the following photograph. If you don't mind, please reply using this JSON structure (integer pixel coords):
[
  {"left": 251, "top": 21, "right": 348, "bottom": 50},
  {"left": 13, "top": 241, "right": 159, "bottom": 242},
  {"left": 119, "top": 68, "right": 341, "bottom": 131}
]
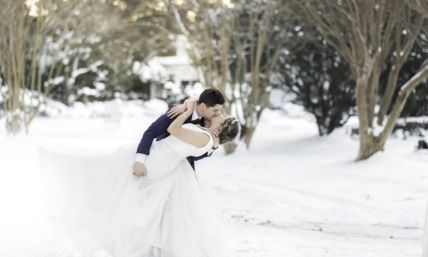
[{"left": 39, "top": 123, "right": 228, "bottom": 257}]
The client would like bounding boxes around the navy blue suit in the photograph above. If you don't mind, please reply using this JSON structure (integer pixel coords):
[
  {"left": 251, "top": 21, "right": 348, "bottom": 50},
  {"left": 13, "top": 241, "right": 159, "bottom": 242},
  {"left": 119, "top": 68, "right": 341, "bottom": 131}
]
[{"left": 136, "top": 111, "right": 209, "bottom": 171}]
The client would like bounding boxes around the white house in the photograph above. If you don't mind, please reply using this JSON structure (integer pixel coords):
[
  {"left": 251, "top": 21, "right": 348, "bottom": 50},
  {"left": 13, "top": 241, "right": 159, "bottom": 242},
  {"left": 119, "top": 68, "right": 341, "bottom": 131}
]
[
  {"left": 155, "top": 35, "right": 199, "bottom": 84},
  {"left": 135, "top": 35, "right": 202, "bottom": 99}
]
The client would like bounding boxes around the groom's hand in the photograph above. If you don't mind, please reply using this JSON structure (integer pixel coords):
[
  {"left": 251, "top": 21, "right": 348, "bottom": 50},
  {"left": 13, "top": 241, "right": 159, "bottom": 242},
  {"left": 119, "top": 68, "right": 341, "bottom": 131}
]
[{"left": 133, "top": 162, "right": 147, "bottom": 177}]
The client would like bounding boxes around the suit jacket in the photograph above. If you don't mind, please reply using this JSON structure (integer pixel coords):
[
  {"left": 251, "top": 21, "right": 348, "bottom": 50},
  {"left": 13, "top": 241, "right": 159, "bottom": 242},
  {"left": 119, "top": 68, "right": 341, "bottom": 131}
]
[{"left": 136, "top": 111, "right": 209, "bottom": 171}]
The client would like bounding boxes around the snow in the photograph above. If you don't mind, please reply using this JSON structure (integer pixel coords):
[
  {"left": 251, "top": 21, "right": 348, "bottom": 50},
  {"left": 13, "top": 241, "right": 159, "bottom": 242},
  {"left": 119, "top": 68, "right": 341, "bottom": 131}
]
[
  {"left": 0, "top": 100, "right": 427, "bottom": 257},
  {"left": 397, "top": 116, "right": 428, "bottom": 125},
  {"left": 154, "top": 54, "right": 191, "bottom": 67},
  {"left": 424, "top": 204, "right": 428, "bottom": 256},
  {"left": 78, "top": 87, "right": 101, "bottom": 97}
]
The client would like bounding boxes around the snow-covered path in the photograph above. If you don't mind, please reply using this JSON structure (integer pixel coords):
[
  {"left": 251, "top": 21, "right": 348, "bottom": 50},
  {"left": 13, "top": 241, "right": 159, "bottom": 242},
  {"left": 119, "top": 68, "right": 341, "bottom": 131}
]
[
  {"left": 0, "top": 103, "right": 427, "bottom": 257},
  {"left": 197, "top": 111, "right": 427, "bottom": 257}
]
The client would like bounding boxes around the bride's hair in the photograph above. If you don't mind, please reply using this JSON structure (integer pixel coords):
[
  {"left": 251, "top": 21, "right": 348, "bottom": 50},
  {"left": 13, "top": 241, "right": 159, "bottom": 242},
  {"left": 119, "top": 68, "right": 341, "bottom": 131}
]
[{"left": 218, "top": 117, "right": 240, "bottom": 144}]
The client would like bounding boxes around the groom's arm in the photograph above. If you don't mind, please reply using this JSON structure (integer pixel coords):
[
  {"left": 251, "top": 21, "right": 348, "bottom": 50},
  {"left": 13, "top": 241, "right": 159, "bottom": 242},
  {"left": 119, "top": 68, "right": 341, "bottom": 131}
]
[
  {"left": 192, "top": 152, "right": 209, "bottom": 161},
  {"left": 135, "top": 113, "right": 174, "bottom": 163}
]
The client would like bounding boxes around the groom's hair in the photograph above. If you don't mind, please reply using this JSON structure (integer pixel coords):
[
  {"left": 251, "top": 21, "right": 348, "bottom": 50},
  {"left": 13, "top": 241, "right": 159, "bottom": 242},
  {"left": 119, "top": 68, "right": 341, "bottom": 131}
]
[{"left": 197, "top": 88, "right": 225, "bottom": 107}]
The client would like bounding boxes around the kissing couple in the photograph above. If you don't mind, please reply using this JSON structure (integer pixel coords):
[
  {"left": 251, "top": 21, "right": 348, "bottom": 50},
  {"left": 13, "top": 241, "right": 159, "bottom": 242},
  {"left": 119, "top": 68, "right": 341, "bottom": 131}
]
[{"left": 79, "top": 88, "right": 240, "bottom": 257}]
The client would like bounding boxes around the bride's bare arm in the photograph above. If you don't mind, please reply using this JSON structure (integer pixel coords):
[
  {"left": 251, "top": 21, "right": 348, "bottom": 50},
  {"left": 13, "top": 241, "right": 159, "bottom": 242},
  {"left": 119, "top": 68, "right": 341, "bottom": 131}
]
[
  {"left": 167, "top": 96, "right": 199, "bottom": 118},
  {"left": 167, "top": 101, "right": 210, "bottom": 148}
]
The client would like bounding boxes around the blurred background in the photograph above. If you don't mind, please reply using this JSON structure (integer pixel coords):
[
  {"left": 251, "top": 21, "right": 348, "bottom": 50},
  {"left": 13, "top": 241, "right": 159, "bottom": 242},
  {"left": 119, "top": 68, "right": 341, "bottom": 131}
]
[{"left": 0, "top": 0, "right": 428, "bottom": 257}]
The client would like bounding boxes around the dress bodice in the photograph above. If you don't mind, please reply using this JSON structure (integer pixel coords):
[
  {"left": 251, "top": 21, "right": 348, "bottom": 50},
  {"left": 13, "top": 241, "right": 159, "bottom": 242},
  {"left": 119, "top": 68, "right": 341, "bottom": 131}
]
[
  {"left": 144, "top": 123, "right": 213, "bottom": 180},
  {"left": 163, "top": 123, "right": 213, "bottom": 158}
]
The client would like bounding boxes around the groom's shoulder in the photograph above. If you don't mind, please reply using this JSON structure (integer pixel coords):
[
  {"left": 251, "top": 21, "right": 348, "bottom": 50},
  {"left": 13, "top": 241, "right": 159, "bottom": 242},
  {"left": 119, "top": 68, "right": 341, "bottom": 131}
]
[
  {"left": 154, "top": 111, "right": 173, "bottom": 123},
  {"left": 152, "top": 109, "right": 189, "bottom": 123}
]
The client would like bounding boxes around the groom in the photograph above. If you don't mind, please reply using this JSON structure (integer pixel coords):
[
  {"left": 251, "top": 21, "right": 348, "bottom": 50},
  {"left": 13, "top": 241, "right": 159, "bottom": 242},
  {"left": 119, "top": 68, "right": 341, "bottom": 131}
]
[{"left": 133, "top": 88, "right": 225, "bottom": 176}]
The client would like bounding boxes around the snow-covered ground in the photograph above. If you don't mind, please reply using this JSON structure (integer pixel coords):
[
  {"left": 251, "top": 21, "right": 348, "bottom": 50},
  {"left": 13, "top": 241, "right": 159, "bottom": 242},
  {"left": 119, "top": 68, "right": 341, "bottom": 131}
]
[{"left": 0, "top": 100, "right": 427, "bottom": 257}]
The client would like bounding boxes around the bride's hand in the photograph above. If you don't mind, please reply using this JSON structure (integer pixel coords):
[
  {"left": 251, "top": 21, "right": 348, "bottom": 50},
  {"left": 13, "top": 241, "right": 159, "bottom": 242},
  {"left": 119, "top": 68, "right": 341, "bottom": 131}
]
[
  {"left": 187, "top": 96, "right": 199, "bottom": 103},
  {"left": 185, "top": 100, "right": 196, "bottom": 113},
  {"left": 167, "top": 97, "right": 198, "bottom": 118},
  {"left": 167, "top": 103, "right": 187, "bottom": 118}
]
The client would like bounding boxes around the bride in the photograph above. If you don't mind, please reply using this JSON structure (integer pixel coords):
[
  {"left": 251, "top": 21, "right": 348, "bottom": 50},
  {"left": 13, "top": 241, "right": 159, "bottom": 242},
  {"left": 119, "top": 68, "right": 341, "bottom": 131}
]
[{"left": 44, "top": 99, "right": 240, "bottom": 257}]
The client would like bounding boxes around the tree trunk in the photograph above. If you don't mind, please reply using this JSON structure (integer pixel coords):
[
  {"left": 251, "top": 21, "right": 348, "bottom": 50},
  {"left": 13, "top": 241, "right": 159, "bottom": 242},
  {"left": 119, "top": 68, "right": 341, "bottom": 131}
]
[
  {"left": 244, "top": 126, "right": 256, "bottom": 150},
  {"left": 357, "top": 62, "right": 428, "bottom": 160},
  {"left": 5, "top": 111, "right": 23, "bottom": 135},
  {"left": 377, "top": 64, "right": 401, "bottom": 125},
  {"left": 355, "top": 65, "right": 382, "bottom": 161},
  {"left": 223, "top": 142, "right": 238, "bottom": 155},
  {"left": 357, "top": 134, "right": 384, "bottom": 161}
]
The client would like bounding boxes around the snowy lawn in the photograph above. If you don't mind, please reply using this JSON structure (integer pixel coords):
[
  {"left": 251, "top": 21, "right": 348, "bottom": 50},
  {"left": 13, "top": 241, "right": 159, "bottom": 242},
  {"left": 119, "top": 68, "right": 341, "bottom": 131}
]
[{"left": 0, "top": 100, "right": 427, "bottom": 257}]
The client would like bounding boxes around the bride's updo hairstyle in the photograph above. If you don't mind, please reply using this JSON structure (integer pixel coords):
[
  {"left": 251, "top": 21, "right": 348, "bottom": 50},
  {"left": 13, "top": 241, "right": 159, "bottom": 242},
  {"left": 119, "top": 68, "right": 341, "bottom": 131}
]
[{"left": 218, "top": 117, "right": 240, "bottom": 144}]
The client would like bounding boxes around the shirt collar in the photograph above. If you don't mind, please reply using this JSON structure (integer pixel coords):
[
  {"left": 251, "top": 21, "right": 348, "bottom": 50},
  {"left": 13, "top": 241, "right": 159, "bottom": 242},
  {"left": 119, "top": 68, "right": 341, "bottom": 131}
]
[{"left": 192, "top": 107, "right": 200, "bottom": 121}]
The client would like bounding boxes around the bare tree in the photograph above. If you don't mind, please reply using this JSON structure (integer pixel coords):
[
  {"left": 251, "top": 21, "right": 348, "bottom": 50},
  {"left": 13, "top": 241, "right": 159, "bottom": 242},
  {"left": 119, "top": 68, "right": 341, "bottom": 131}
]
[
  {"left": 234, "top": 1, "right": 286, "bottom": 149},
  {"left": 293, "top": 0, "right": 428, "bottom": 160},
  {"left": 168, "top": 0, "right": 287, "bottom": 151},
  {"left": 0, "top": 0, "right": 111, "bottom": 134},
  {"left": 0, "top": 0, "right": 59, "bottom": 134},
  {"left": 0, "top": 0, "right": 160, "bottom": 133},
  {"left": 408, "top": 0, "right": 428, "bottom": 15}
]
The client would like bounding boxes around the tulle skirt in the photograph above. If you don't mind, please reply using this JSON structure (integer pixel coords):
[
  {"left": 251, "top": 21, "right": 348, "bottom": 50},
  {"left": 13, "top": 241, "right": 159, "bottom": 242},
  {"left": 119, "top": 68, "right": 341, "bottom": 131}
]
[{"left": 37, "top": 145, "right": 228, "bottom": 257}]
